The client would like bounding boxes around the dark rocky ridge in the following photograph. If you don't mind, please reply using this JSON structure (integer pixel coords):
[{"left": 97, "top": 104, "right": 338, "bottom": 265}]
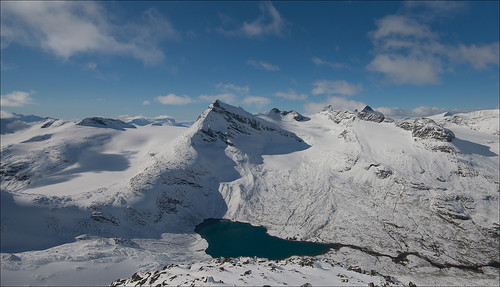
[
  {"left": 269, "top": 108, "right": 309, "bottom": 121},
  {"left": 77, "top": 117, "right": 136, "bottom": 130},
  {"left": 397, "top": 118, "right": 455, "bottom": 142},
  {"left": 357, "top": 106, "right": 394, "bottom": 123}
]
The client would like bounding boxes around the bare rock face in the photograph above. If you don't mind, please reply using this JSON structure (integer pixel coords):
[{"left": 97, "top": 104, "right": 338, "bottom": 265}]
[
  {"left": 322, "top": 106, "right": 356, "bottom": 124},
  {"left": 77, "top": 117, "right": 136, "bottom": 130},
  {"left": 397, "top": 118, "right": 455, "bottom": 142},
  {"left": 357, "top": 106, "right": 387, "bottom": 123},
  {"left": 269, "top": 108, "right": 309, "bottom": 121}
]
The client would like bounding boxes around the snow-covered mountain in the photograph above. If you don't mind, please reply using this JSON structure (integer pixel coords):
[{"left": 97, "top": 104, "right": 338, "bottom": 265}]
[
  {"left": 0, "top": 112, "right": 49, "bottom": 134},
  {"left": 120, "top": 115, "right": 188, "bottom": 127},
  {"left": 1, "top": 102, "right": 498, "bottom": 286}
]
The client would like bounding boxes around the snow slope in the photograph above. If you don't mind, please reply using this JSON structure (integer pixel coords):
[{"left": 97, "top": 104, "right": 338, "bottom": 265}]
[{"left": 1, "top": 103, "right": 498, "bottom": 286}]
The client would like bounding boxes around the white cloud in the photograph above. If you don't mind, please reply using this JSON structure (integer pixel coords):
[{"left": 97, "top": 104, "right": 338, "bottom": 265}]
[
  {"left": 368, "top": 11, "right": 499, "bottom": 85},
  {"left": 304, "top": 96, "right": 366, "bottom": 114},
  {"left": 142, "top": 100, "right": 150, "bottom": 105},
  {"left": 247, "top": 60, "right": 280, "bottom": 71},
  {"left": 219, "top": 2, "right": 290, "bottom": 38},
  {"left": 452, "top": 42, "right": 500, "bottom": 70},
  {"left": 311, "top": 80, "right": 363, "bottom": 96},
  {"left": 375, "top": 106, "right": 468, "bottom": 118},
  {"left": 367, "top": 54, "right": 441, "bottom": 85},
  {"left": 242, "top": 2, "right": 289, "bottom": 37},
  {"left": 1, "top": 110, "right": 16, "bottom": 119},
  {"left": 274, "top": 89, "right": 307, "bottom": 101},
  {"left": 242, "top": 96, "right": 271, "bottom": 107},
  {"left": 371, "top": 15, "right": 436, "bottom": 40},
  {"left": 156, "top": 94, "right": 193, "bottom": 105},
  {"left": 1, "top": 90, "right": 35, "bottom": 107},
  {"left": 199, "top": 93, "right": 238, "bottom": 104},
  {"left": 216, "top": 83, "right": 249, "bottom": 95},
  {"left": 404, "top": 1, "right": 467, "bottom": 16},
  {"left": 312, "top": 57, "right": 348, "bottom": 70},
  {"left": 84, "top": 62, "right": 97, "bottom": 71},
  {"left": 199, "top": 82, "right": 253, "bottom": 105},
  {"left": 1, "top": 2, "right": 178, "bottom": 64}
]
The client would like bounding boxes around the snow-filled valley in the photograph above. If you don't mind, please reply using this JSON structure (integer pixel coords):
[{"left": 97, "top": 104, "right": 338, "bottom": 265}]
[{"left": 1, "top": 101, "right": 499, "bottom": 286}]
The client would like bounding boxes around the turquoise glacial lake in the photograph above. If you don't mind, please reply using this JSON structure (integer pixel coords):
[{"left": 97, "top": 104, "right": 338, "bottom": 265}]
[{"left": 195, "top": 219, "right": 336, "bottom": 260}]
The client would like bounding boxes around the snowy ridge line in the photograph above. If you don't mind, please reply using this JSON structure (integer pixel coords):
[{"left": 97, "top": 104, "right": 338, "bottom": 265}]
[
  {"left": 110, "top": 256, "right": 403, "bottom": 286},
  {"left": 1, "top": 101, "right": 498, "bottom": 286},
  {"left": 334, "top": 244, "right": 500, "bottom": 272}
]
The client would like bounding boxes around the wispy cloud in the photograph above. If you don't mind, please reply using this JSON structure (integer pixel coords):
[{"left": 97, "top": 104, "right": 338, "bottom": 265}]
[
  {"left": 311, "top": 80, "right": 363, "bottom": 96},
  {"left": 403, "top": 1, "right": 467, "bottom": 18},
  {"left": 156, "top": 94, "right": 193, "bottom": 105},
  {"left": 242, "top": 96, "right": 271, "bottom": 108},
  {"left": 304, "top": 96, "right": 366, "bottom": 114},
  {"left": 247, "top": 60, "right": 280, "bottom": 71},
  {"left": 219, "top": 2, "right": 290, "bottom": 38},
  {"left": 274, "top": 89, "right": 307, "bottom": 101},
  {"left": 199, "top": 82, "right": 250, "bottom": 104},
  {"left": 199, "top": 93, "right": 238, "bottom": 104},
  {"left": 367, "top": 8, "right": 499, "bottom": 85},
  {"left": 142, "top": 100, "right": 150, "bottom": 106},
  {"left": 375, "top": 106, "right": 469, "bottom": 118},
  {"left": 1, "top": 90, "right": 35, "bottom": 107},
  {"left": 1, "top": 2, "right": 178, "bottom": 64},
  {"left": 84, "top": 62, "right": 97, "bottom": 71},
  {"left": 215, "top": 83, "right": 250, "bottom": 95},
  {"left": 367, "top": 54, "right": 441, "bottom": 85},
  {"left": 312, "top": 57, "right": 349, "bottom": 70},
  {"left": 452, "top": 43, "right": 500, "bottom": 70},
  {"left": 370, "top": 15, "right": 436, "bottom": 40}
]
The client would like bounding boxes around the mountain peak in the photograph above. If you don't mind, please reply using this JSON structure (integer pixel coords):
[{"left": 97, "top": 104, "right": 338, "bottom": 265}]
[
  {"left": 267, "top": 108, "right": 308, "bottom": 121},
  {"left": 192, "top": 100, "right": 306, "bottom": 148},
  {"left": 361, "top": 105, "right": 375, "bottom": 113},
  {"left": 77, "top": 117, "right": 136, "bottom": 131},
  {"left": 357, "top": 106, "right": 389, "bottom": 123}
]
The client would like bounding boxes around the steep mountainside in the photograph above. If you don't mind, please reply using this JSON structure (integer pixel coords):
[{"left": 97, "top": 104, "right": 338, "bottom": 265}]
[{"left": 1, "top": 102, "right": 498, "bottom": 286}]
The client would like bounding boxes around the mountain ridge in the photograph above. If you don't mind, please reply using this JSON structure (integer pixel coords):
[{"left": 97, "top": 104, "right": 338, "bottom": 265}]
[{"left": 1, "top": 101, "right": 499, "bottom": 286}]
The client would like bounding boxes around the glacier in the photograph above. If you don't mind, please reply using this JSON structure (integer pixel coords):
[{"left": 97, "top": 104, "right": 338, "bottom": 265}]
[{"left": 1, "top": 100, "right": 498, "bottom": 286}]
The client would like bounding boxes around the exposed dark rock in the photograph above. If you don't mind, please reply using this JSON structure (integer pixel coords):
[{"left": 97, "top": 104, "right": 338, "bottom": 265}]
[
  {"left": 91, "top": 211, "right": 120, "bottom": 226},
  {"left": 41, "top": 119, "right": 56, "bottom": 128},
  {"left": 357, "top": 106, "right": 387, "bottom": 123},
  {"left": 413, "top": 118, "right": 455, "bottom": 142},
  {"left": 397, "top": 118, "right": 455, "bottom": 142},
  {"left": 0, "top": 162, "right": 30, "bottom": 182},
  {"left": 322, "top": 108, "right": 356, "bottom": 124},
  {"left": 113, "top": 237, "right": 140, "bottom": 248},
  {"left": 397, "top": 121, "right": 414, "bottom": 131},
  {"left": 270, "top": 108, "right": 309, "bottom": 121},
  {"left": 199, "top": 100, "right": 305, "bottom": 144},
  {"left": 77, "top": 117, "right": 136, "bottom": 130},
  {"left": 375, "top": 168, "right": 393, "bottom": 179}
]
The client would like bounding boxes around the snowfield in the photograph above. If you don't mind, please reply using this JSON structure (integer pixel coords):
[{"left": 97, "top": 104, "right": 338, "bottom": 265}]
[{"left": 1, "top": 101, "right": 499, "bottom": 286}]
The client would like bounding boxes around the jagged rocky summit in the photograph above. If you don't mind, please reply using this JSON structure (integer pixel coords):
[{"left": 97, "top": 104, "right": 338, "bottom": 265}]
[
  {"left": 268, "top": 107, "right": 309, "bottom": 121},
  {"left": 357, "top": 105, "right": 393, "bottom": 123}
]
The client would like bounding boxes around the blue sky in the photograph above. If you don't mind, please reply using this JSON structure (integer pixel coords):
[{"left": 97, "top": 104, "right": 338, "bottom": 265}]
[{"left": 1, "top": 1, "right": 499, "bottom": 121}]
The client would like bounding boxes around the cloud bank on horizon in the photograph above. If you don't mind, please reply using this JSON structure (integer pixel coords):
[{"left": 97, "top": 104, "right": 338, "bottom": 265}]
[{"left": 1, "top": 1, "right": 498, "bottom": 120}]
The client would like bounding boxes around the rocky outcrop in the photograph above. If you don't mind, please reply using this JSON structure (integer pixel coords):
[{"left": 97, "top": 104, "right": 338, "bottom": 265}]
[
  {"left": 357, "top": 106, "right": 387, "bottom": 123},
  {"left": 322, "top": 105, "right": 393, "bottom": 124},
  {"left": 322, "top": 106, "right": 356, "bottom": 124},
  {"left": 397, "top": 118, "right": 455, "bottom": 142},
  {"left": 269, "top": 108, "right": 309, "bottom": 121},
  {"left": 77, "top": 117, "right": 136, "bottom": 130}
]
